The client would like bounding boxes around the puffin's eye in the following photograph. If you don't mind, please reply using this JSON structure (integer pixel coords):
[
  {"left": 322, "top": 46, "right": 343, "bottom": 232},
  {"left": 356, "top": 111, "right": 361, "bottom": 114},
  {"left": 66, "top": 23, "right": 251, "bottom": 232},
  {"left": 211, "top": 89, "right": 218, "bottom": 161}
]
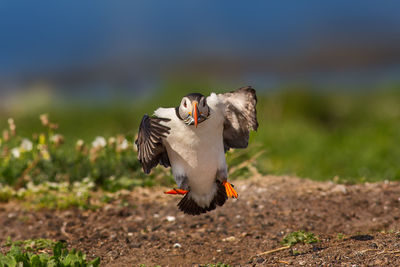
[
  {"left": 183, "top": 101, "right": 187, "bottom": 108},
  {"left": 203, "top": 100, "right": 206, "bottom": 107}
]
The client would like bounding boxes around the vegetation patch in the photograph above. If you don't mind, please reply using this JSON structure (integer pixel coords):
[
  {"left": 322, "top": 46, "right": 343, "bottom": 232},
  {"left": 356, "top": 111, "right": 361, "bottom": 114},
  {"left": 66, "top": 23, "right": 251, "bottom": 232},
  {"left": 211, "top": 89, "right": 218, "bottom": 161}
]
[
  {"left": 0, "top": 113, "right": 258, "bottom": 209},
  {"left": 281, "top": 230, "right": 320, "bottom": 247},
  {"left": 4, "top": 238, "right": 57, "bottom": 252},
  {"left": 0, "top": 115, "right": 165, "bottom": 192},
  {"left": 0, "top": 238, "right": 100, "bottom": 267},
  {"left": 2, "top": 87, "right": 400, "bottom": 185},
  {"left": 0, "top": 179, "right": 97, "bottom": 210}
]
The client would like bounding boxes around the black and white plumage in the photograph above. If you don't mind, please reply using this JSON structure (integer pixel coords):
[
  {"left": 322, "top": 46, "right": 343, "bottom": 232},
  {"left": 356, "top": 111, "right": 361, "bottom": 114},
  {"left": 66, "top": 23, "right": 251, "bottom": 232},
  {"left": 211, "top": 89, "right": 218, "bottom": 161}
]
[
  {"left": 135, "top": 86, "right": 258, "bottom": 215},
  {"left": 135, "top": 115, "right": 171, "bottom": 174}
]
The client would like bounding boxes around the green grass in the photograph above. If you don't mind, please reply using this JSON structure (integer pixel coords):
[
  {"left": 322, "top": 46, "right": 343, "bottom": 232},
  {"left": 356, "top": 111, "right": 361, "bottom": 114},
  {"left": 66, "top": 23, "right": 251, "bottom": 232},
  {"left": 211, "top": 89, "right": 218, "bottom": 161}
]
[
  {"left": 255, "top": 89, "right": 400, "bottom": 183},
  {"left": 0, "top": 114, "right": 174, "bottom": 192},
  {"left": 4, "top": 238, "right": 57, "bottom": 251},
  {"left": 0, "top": 110, "right": 255, "bottom": 200},
  {"left": 337, "top": 233, "right": 346, "bottom": 240},
  {"left": 1, "top": 83, "right": 400, "bottom": 189},
  {"left": 1, "top": 238, "right": 100, "bottom": 267},
  {"left": 281, "top": 230, "right": 320, "bottom": 247},
  {"left": 0, "top": 179, "right": 98, "bottom": 210}
]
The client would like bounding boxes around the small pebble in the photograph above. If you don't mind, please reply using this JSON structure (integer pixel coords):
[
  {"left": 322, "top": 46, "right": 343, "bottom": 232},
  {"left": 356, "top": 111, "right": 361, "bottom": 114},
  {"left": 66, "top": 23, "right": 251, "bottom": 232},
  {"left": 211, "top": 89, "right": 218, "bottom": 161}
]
[
  {"left": 256, "top": 257, "right": 265, "bottom": 263},
  {"left": 369, "top": 242, "right": 378, "bottom": 249},
  {"left": 173, "top": 243, "right": 181, "bottom": 248},
  {"left": 331, "top": 184, "right": 347, "bottom": 194},
  {"left": 166, "top": 216, "right": 176, "bottom": 222},
  {"left": 222, "top": 236, "right": 236, "bottom": 242}
]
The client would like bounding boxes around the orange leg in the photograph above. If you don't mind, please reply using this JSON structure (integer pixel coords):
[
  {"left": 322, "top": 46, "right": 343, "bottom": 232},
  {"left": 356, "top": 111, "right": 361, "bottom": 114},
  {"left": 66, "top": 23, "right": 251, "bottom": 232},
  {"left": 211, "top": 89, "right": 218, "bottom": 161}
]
[
  {"left": 222, "top": 181, "right": 238, "bottom": 198},
  {"left": 164, "top": 188, "right": 188, "bottom": 195}
]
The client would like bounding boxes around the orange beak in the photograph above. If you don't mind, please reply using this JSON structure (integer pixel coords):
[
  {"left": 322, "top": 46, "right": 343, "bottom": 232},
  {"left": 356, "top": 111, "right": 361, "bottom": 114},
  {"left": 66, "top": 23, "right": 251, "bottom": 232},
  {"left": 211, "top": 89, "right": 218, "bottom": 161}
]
[{"left": 193, "top": 101, "right": 199, "bottom": 128}]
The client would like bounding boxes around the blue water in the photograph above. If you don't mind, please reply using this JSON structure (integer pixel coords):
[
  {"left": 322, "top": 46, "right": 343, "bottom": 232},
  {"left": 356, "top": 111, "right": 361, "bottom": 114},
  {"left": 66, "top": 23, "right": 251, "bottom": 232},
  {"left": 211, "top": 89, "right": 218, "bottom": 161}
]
[{"left": 0, "top": 0, "right": 399, "bottom": 92}]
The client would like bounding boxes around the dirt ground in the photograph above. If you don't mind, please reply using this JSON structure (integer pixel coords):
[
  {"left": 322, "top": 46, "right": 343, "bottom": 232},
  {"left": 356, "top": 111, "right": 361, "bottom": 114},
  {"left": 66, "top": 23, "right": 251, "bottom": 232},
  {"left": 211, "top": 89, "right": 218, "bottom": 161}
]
[{"left": 2, "top": 175, "right": 400, "bottom": 266}]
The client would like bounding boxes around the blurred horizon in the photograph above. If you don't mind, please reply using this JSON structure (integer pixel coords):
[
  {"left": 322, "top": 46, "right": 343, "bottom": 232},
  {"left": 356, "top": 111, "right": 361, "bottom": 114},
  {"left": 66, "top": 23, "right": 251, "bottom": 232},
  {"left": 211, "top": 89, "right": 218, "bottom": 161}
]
[
  {"left": 1, "top": 0, "right": 400, "bottom": 107},
  {"left": 1, "top": 1, "right": 400, "bottom": 183}
]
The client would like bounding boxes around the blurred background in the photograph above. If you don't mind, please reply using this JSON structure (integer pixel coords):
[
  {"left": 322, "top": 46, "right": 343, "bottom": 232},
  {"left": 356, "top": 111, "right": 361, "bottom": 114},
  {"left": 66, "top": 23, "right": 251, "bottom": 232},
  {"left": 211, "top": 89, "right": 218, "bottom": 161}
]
[{"left": 1, "top": 0, "right": 400, "bottom": 183}]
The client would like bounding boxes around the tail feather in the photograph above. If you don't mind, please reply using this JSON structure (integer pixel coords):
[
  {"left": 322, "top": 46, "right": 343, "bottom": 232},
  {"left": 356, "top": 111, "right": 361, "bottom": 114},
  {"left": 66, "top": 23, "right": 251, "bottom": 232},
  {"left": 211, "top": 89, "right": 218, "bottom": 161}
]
[{"left": 178, "top": 182, "right": 228, "bottom": 215}]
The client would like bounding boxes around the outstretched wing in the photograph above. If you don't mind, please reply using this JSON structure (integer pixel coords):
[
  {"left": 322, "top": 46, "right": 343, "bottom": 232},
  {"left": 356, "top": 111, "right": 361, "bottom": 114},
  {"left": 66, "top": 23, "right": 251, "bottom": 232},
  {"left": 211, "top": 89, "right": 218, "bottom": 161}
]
[
  {"left": 218, "top": 86, "right": 258, "bottom": 152},
  {"left": 135, "top": 114, "right": 171, "bottom": 174}
]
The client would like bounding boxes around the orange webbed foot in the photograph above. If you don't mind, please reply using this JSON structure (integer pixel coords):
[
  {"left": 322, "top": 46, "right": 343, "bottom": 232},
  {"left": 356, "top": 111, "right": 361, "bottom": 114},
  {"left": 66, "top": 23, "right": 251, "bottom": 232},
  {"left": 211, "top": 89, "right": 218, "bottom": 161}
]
[
  {"left": 164, "top": 188, "right": 189, "bottom": 195},
  {"left": 223, "top": 181, "right": 238, "bottom": 198}
]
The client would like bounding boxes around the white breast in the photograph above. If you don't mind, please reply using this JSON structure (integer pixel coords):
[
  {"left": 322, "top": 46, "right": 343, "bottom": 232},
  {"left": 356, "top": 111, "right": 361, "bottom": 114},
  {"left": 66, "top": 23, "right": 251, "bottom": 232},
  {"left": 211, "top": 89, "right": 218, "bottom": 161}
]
[{"left": 154, "top": 93, "right": 226, "bottom": 207}]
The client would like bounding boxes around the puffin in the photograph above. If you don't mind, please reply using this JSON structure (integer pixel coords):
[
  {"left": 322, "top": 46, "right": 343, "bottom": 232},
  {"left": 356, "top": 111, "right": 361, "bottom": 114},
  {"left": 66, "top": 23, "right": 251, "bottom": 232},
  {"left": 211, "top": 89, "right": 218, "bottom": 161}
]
[{"left": 135, "top": 86, "right": 258, "bottom": 215}]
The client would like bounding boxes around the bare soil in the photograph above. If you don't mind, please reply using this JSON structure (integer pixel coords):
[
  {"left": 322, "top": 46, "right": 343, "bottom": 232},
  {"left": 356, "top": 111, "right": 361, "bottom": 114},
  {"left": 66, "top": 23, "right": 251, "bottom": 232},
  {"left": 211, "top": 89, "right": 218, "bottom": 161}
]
[{"left": 2, "top": 175, "right": 400, "bottom": 266}]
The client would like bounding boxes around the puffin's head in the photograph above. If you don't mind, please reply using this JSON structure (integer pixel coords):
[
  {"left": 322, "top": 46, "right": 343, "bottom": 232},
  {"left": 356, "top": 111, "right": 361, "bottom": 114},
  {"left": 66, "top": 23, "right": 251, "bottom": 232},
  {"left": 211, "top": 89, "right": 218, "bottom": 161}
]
[{"left": 178, "top": 93, "right": 210, "bottom": 127}]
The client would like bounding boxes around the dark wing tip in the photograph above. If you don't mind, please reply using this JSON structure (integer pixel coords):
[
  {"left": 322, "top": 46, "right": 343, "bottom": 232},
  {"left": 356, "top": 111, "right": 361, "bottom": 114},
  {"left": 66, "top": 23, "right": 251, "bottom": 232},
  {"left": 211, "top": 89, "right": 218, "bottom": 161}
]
[
  {"left": 177, "top": 182, "right": 227, "bottom": 216},
  {"left": 242, "top": 86, "right": 258, "bottom": 131},
  {"left": 222, "top": 86, "right": 258, "bottom": 150},
  {"left": 178, "top": 194, "right": 207, "bottom": 215},
  {"left": 143, "top": 166, "right": 151, "bottom": 174}
]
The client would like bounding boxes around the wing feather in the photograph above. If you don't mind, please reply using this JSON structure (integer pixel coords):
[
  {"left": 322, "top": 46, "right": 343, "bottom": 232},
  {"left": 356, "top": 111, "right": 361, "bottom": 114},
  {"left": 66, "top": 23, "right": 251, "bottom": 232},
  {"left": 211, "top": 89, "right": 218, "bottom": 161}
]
[
  {"left": 218, "top": 86, "right": 258, "bottom": 152},
  {"left": 135, "top": 114, "right": 171, "bottom": 173}
]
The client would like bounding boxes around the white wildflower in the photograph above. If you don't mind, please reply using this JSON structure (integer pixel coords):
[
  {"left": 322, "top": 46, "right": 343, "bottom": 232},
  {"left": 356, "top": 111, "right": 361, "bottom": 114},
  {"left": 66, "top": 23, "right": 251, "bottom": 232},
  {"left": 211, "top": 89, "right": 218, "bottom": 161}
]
[
  {"left": 118, "top": 139, "right": 129, "bottom": 150},
  {"left": 51, "top": 134, "right": 64, "bottom": 145},
  {"left": 16, "top": 188, "right": 26, "bottom": 197},
  {"left": 40, "top": 149, "right": 51, "bottom": 160},
  {"left": 108, "top": 137, "right": 116, "bottom": 146},
  {"left": 11, "top": 147, "right": 20, "bottom": 158},
  {"left": 76, "top": 139, "right": 84, "bottom": 146},
  {"left": 26, "top": 181, "right": 35, "bottom": 190},
  {"left": 73, "top": 181, "right": 80, "bottom": 187},
  {"left": 39, "top": 114, "right": 49, "bottom": 126},
  {"left": 48, "top": 182, "right": 59, "bottom": 189},
  {"left": 76, "top": 139, "right": 85, "bottom": 152},
  {"left": 8, "top": 118, "right": 16, "bottom": 131},
  {"left": 20, "top": 138, "right": 33, "bottom": 152},
  {"left": 76, "top": 190, "right": 83, "bottom": 197},
  {"left": 27, "top": 182, "right": 40, "bottom": 193},
  {"left": 92, "top": 136, "right": 106, "bottom": 148}
]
